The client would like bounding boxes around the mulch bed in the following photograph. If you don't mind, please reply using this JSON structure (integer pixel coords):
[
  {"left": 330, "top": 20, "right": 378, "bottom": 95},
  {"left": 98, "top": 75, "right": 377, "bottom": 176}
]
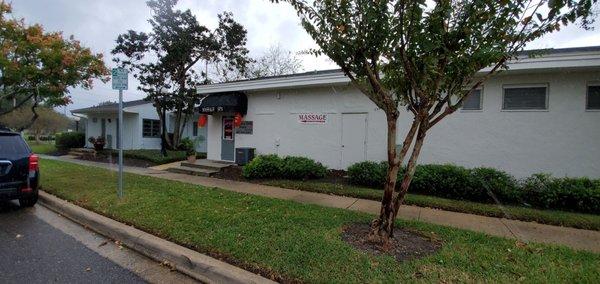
[
  {"left": 213, "top": 165, "right": 245, "bottom": 181},
  {"left": 342, "top": 223, "right": 441, "bottom": 262}
]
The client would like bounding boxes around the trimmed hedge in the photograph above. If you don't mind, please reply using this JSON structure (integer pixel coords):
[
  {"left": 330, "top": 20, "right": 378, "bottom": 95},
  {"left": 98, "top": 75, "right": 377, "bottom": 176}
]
[
  {"left": 348, "top": 162, "right": 600, "bottom": 214},
  {"left": 243, "top": 155, "right": 328, "bottom": 180},
  {"left": 411, "top": 165, "right": 519, "bottom": 203},
  {"left": 242, "top": 154, "right": 284, "bottom": 179},
  {"left": 55, "top": 132, "right": 85, "bottom": 150}
]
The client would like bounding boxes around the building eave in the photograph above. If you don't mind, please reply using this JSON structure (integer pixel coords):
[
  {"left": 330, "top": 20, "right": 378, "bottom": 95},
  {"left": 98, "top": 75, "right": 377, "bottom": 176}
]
[{"left": 197, "top": 71, "right": 351, "bottom": 94}]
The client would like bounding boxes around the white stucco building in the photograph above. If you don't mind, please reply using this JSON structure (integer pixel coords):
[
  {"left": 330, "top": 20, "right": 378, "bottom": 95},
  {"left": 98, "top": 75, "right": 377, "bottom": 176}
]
[
  {"left": 72, "top": 100, "right": 208, "bottom": 153},
  {"left": 196, "top": 46, "right": 600, "bottom": 178}
]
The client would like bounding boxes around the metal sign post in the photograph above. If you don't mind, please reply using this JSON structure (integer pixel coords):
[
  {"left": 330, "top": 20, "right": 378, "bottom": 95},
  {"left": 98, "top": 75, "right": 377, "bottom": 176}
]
[{"left": 111, "top": 68, "right": 128, "bottom": 198}]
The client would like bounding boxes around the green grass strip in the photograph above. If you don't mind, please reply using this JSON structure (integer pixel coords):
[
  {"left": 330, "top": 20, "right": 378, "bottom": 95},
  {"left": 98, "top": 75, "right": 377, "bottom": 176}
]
[{"left": 41, "top": 159, "right": 600, "bottom": 283}]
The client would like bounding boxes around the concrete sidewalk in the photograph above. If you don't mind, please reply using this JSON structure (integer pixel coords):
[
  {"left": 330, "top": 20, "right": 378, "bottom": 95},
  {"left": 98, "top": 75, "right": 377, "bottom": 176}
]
[{"left": 42, "top": 155, "right": 600, "bottom": 253}]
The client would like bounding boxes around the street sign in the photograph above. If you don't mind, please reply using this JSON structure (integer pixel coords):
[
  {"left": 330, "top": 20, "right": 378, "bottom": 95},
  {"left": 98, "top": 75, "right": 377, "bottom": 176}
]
[
  {"left": 112, "top": 68, "right": 128, "bottom": 90},
  {"left": 112, "top": 67, "right": 127, "bottom": 198}
]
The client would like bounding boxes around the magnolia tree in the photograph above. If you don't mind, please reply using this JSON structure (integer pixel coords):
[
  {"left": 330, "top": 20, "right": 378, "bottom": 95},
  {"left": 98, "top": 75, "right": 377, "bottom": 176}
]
[
  {"left": 274, "top": 0, "right": 596, "bottom": 244},
  {"left": 112, "top": 0, "right": 251, "bottom": 150}
]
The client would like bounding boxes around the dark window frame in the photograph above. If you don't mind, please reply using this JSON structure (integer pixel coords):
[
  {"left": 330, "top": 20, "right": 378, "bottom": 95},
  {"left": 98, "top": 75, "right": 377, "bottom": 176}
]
[
  {"left": 461, "top": 87, "right": 484, "bottom": 111},
  {"left": 142, "top": 119, "right": 161, "bottom": 138},
  {"left": 586, "top": 83, "right": 600, "bottom": 110},
  {"left": 502, "top": 83, "right": 549, "bottom": 111},
  {"left": 192, "top": 119, "right": 199, "bottom": 136}
]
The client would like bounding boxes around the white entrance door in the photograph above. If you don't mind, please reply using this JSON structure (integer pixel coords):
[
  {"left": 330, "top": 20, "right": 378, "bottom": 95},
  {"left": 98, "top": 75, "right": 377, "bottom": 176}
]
[{"left": 341, "top": 113, "right": 367, "bottom": 168}]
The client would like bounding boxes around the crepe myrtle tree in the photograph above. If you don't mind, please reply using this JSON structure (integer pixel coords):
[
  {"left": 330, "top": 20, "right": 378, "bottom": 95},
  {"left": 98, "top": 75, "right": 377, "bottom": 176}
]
[
  {"left": 112, "top": 0, "right": 251, "bottom": 150},
  {"left": 273, "top": 0, "right": 596, "bottom": 244}
]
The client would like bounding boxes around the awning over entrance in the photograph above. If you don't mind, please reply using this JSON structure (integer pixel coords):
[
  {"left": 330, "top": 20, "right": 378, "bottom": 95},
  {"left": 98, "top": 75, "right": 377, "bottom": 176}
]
[{"left": 197, "top": 92, "right": 247, "bottom": 115}]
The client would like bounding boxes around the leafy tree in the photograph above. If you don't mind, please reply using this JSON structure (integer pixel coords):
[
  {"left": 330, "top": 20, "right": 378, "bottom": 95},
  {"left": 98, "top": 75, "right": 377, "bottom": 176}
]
[
  {"left": 0, "top": 106, "right": 70, "bottom": 141},
  {"left": 248, "top": 44, "right": 304, "bottom": 78},
  {"left": 112, "top": 0, "right": 251, "bottom": 150},
  {"left": 0, "top": 2, "right": 109, "bottom": 127},
  {"left": 274, "top": 0, "right": 596, "bottom": 244}
]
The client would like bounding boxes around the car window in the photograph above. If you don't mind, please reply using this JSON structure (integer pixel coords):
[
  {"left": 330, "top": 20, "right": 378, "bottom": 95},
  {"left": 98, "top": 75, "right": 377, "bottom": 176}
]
[{"left": 0, "top": 134, "right": 30, "bottom": 156}]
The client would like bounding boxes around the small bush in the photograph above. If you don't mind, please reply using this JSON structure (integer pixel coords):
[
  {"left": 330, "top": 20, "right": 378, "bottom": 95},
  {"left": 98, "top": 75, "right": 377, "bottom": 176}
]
[
  {"left": 281, "top": 156, "right": 327, "bottom": 180},
  {"left": 179, "top": 137, "right": 195, "bottom": 156},
  {"left": 242, "top": 154, "right": 284, "bottom": 179},
  {"left": 55, "top": 132, "right": 85, "bottom": 150},
  {"left": 347, "top": 161, "right": 388, "bottom": 188}
]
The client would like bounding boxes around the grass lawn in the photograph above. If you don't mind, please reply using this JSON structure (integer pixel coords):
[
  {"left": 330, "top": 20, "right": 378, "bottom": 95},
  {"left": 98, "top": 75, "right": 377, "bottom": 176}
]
[
  {"left": 28, "top": 141, "right": 58, "bottom": 154},
  {"left": 106, "top": 149, "right": 207, "bottom": 165},
  {"left": 263, "top": 180, "right": 600, "bottom": 231},
  {"left": 40, "top": 159, "right": 600, "bottom": 283}
]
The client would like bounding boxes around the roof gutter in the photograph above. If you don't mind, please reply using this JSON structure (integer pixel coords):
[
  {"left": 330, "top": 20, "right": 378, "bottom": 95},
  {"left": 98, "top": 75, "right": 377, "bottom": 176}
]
[{"left": 197, "top": 49, "right": 600, "bottom": 95}]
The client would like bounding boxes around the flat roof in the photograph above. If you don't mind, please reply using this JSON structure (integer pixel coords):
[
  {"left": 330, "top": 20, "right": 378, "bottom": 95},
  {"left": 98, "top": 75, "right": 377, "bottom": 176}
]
[
  {"left": 71, "top": 99, "right": 148, "bottom": 114},
  {"left": 197, "top": 45, "right": 600, "bottom": 94}
]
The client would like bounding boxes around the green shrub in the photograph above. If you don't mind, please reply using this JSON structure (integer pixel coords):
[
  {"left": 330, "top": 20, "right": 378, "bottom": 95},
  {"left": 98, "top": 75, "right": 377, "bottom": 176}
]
[
  {"left": 55, "top": 132, "right": 85, "bottom": 150},
  {"left": 242, "top": 154, "right": 284, "bottom": 179},
  {"left": 469, "top": 167, "right": 521, "bottom": 203},
  {"left": 347, "top": 161, "right": 388, "bottom": 188},
  {"left": 281, "top": 156, "right": 327, "bottom": 180},
  {"left": 521, "top": 174, "right": 600, "bottom": 214}
]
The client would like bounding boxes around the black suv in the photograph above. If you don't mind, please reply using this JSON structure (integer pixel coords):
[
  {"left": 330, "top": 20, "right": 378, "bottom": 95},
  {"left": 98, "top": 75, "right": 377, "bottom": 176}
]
[{"left": 0, "top": 127, "right": 39, "bottom": 207}]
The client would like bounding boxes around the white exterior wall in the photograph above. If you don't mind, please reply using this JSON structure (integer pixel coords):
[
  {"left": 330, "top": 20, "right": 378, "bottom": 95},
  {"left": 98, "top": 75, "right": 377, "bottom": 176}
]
[
  {"left": 206, "top": 70, "right": 600, "bottom": 178},
  {"left": 82, "top": 102, "right": 208, "bottom": 152},
  {"left": 128, "top": 103, "right": 162, "bottom": 150}
]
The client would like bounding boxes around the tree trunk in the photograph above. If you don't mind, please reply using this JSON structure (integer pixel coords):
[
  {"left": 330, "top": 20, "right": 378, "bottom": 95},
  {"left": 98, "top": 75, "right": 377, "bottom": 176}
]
[
  {"left": 34, "top": 132, "right": 41, "bottom": 144},
  {"left": 368, "top": 112, "right": 402, "bottom": 245},
  {"left": 369, "top": 113, "right": 427, "bottom": 246},
  {"left": 391, "top": 124, "right": 427, "bottom": 222},
  {"left": 157, "top": 107, "right": 170, "bottom": 155}
]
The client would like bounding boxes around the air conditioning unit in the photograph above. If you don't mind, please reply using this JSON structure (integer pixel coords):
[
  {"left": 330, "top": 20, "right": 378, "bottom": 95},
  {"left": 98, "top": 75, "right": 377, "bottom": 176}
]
[{"left": 235, "top": 147, "right": 255, "bottom": 165}]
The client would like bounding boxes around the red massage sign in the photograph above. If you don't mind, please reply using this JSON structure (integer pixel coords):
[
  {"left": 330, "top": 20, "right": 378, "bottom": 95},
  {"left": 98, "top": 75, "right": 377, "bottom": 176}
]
[{"left": 298, "top": 113, "right": 327, "bottom": 124}]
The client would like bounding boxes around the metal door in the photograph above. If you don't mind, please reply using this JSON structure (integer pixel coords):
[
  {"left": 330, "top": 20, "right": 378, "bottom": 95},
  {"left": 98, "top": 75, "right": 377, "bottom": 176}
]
[{"left": 341, "top": 113, "right": 367, "bottom": 168}]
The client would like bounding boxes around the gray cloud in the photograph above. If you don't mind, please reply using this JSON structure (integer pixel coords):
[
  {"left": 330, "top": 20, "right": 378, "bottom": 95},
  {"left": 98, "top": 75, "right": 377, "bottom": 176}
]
[{"left": 9, "top": 0, "right": 600, "bottom": 114}]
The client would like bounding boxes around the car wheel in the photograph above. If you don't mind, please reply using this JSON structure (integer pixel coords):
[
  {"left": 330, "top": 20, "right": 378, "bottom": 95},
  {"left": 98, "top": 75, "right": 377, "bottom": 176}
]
[{"left": 19, "top": 194, "right": 38, "bottom": 207}]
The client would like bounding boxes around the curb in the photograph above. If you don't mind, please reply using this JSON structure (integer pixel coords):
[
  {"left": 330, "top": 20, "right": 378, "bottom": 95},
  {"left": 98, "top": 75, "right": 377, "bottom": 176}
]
[{"left": 38, "top": 191, "right": 277, "bottom": 284}]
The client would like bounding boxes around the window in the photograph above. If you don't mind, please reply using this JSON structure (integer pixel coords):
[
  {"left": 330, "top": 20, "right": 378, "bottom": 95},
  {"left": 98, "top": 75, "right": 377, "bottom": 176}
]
[
  {"left": 222, "top": 117, "right": 234, "bottom": 140},
  {"left": 192, "top": 120, "right": 198, "bottom": 136},
  {"left": 0, "top": 134, "right": 30, "bottom": 156},
  {"left": 503, "top": 84, "right": 548, "bottom": 110},
  {"left": 462, "top": 89, "right": 483, "bottom": 110},
  {"left": 142, "top": 119, "right": 160, "bottom": 138},
  {"left": 587, "top": 84, "right": 600, "bottom": 110}
]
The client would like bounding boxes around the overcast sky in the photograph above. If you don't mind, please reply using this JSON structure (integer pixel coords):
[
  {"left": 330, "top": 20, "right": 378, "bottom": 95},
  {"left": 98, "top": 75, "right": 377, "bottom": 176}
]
[{"left": 10, "top": 0, "right": 600, "bottom": 116}]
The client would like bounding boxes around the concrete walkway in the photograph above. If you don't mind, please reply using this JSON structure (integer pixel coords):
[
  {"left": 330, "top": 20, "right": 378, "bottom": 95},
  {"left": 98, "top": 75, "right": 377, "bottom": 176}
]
[{"left": 42, "top": 155, "right": 600, "bottom": 253}]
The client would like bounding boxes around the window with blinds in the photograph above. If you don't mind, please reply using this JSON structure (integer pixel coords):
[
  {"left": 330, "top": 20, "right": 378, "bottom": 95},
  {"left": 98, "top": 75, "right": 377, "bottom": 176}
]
[
  {"left": 142, "top": 119, "right": 161, "bottom": 138},
  {"left": 503, "top": 84, "right": 548, "bottom": 110},
  {"left": 587, "top": 84, "right": 600, "bottom": 110},
  {"left": 462, "top": 89, "right": 483, "bottom": 110}
]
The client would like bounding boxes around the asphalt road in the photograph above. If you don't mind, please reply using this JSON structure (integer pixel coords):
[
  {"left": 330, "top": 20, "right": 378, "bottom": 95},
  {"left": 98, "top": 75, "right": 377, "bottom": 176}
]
[{"left": 0, "top": 200, "right": 198, "bottom": 284}]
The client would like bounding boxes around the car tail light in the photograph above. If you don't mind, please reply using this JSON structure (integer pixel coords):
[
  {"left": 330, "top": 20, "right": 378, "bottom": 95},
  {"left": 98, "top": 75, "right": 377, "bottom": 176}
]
[{"left": 29, "top": 154, "right": 39, "bottom": 172}]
